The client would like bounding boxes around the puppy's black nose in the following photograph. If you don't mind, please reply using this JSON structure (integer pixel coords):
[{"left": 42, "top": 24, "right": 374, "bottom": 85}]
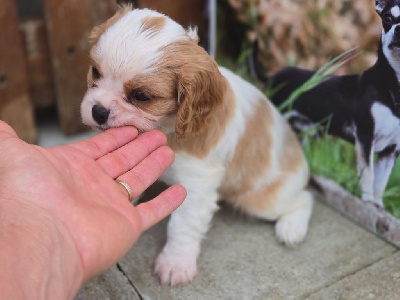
[{"left": 92, "top": 104, "right": 110, "bottom": 125}]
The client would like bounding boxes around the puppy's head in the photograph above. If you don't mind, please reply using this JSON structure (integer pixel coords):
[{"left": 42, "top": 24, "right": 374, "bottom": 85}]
[
  {"left": 81, "top": 6, "right": 225, "bottom": 139},
  {"left": 377, "top": 0, "right": 400, "bottom": 54}
]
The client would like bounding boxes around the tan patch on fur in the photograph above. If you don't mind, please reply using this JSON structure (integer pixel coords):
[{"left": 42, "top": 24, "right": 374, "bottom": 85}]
[
  {"left": 89, "top": 5, "right": 132, "bottom": 46},
  {"left": 219, "top": 99, "right": 274, "bottom": 200},
  {"left": 220, "top": 108, "right": 307, "bottom": 212},
  {"left": 167, "top": 84, "right": 235, "bottom": 158},
  {"left": 140, "top": 16, "right": 166, "bottom": 34}
]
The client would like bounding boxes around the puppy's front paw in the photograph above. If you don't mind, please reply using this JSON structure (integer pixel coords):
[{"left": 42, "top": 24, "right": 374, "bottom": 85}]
[{"left": 154, "top": 250, "right": 197, "bottom": 286}]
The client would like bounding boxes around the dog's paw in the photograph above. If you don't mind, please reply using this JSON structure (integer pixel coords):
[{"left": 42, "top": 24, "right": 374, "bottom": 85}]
[
  {"left": 361, "top": 193, "right": 375, "bottom": 203},
  {"left": 154, "top": 250, "right": 197, "bottom": 286},
  {"left": 361, "top": 193, "right": 384, "bottom": 207},
  {"left": 275, "top": 214, "right": 308, "bottom": 247}
]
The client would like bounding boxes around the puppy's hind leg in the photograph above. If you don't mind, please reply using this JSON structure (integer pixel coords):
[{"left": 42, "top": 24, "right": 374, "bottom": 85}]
[
  {"left": 274, "top": 190, "right": 313, "bottom": 246},
  {"left": 237, "top": 183, "right": 313, "bottom": 247}
]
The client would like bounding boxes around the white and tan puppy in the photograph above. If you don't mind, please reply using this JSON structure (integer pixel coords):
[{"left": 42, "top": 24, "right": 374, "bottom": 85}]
[{"left": 81, "top": 6, "right": 313, "bottom": 286}]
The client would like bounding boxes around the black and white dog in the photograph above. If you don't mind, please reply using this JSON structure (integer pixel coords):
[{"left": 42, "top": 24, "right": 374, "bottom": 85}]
[{"left": 253, "top": 0, "right": 400, "bottom": 206}]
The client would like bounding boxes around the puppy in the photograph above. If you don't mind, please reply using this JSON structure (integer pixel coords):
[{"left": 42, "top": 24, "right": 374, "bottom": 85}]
[
  {"left": 81, "top": 6, "right": 313, "bottom": 286},
  {"left": 253, "top": 0, "right": 400, "bottom": 207}
]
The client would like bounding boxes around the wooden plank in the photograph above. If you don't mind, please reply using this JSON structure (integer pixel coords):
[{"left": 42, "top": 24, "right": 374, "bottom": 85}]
[
  {"left": 0, "top": 0, "right": 37, "bottom": 143},
  {"left": 20, "top": 18, "right": 55, "bottom": 108},
  {"left": 137, "top": 0, "right": 208, "bottom": 48},
  {"left": 42, "top": 0, "right": 118, "bottom": 135},
  {"left": 312, "top": 175, "right": 400, "bottom": 246},
  {"left": 137, "top": 0, "right": 206, "bottom": 29}
]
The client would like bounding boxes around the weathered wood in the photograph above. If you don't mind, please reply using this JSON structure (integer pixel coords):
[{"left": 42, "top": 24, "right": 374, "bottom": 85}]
[
  {"left": 42, "top": 0, "right": 118, "bottom": 135},
  {"left": 137, "top": 0, "right": 207, "bottom": 47},
  {"left": 312, "top": 175, "right": 400, "bottom": 246},
  {"left": 0, "top": 0, "right": 37, "bottom": 143},
  {"left": 20, "top": 18, "right": 55, "bottom": 107},
  {"left": 137, "top": 0, "right": 206, "bottom": 27}
]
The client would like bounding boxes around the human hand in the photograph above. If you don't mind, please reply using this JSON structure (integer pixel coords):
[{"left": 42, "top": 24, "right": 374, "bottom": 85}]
[{"left": 0, "top": 121, "right": 186, "bottom": 298}]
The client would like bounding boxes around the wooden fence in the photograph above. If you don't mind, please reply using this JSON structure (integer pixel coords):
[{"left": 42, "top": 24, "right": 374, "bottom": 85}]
[{"left": 0, "top": 0, "right": 206, "bottom": 143}]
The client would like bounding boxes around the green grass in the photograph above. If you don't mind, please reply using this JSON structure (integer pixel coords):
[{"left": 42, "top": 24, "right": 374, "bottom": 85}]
[
  {"left": 266, "top": 49, "right": 400, "bottom": 219},
  {"left": 302, "top": 135, "right": 400, "bottom": 219},
  {"left": 220, "top": 47, "right": 400, "bottom": 219}
]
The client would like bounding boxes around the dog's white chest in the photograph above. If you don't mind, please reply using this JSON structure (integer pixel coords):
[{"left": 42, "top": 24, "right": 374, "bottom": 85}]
[{"left": 371, "top": 102, "right": 400, "bottom": 152}]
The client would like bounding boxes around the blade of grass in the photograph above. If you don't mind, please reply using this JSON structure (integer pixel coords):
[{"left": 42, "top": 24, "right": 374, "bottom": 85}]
[{"left": 278, "top": 47, "right": 359, "bottom": 112}]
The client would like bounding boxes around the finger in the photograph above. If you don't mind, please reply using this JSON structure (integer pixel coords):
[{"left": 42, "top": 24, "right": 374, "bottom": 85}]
[
  {"left": 96, "top": 130, "right": 168, "bottom": 178},
  {"left": 116, "top": 146, "right": 174, "bottom": 198},
  {"left": 135, "top": 184, "right": 186, "bottom": 231},
  {"left": 70, "top": 127, "right": 139, "bottom": 159}
]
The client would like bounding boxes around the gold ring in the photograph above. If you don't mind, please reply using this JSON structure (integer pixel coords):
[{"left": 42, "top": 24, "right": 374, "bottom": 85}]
[{"left": 116, "top": 179, "right": 134, "bottom": 203}]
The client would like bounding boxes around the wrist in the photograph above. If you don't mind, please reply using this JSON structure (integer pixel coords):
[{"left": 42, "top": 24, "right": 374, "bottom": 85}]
[{"left": 0, "top": 197, "right": 84, "bottom": 299}]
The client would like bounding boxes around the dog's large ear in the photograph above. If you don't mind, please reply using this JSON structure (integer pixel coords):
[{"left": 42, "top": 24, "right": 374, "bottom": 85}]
[
  {"left": 89, "top": 4, "right": 132, "bottom": 45},
  {"left": 376, "top": 0, "right": 388, "bottom": 14},
  {"left": 172, "top": 41, "right": 226, "bottom": 139}
]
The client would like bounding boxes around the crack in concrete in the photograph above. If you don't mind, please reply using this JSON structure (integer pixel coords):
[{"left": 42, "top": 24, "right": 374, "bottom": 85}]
[{"left": 116, "top": 263, "right": 144, "bottom": 300}]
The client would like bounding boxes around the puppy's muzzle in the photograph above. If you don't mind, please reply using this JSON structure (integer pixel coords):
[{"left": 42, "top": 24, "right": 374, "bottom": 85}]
[{"left": 92, "top": 104, "right": 110, "bottom": 125}]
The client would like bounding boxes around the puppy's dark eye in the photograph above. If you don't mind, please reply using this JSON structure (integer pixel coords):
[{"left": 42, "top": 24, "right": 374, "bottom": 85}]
[
  {"left": 92, "top": 66, "right": 101, "bottom": 80},
  {"left": 128, "top": 90, "right": 150, "bottom": 102},
  {"left": 383, "top": 15, "right": 393, "bottom": 24}
]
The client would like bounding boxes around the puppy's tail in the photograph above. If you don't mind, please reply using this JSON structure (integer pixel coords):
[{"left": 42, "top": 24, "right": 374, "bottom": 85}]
[{"left": 248, "top": 39, "right": 270, "bottom": 86}]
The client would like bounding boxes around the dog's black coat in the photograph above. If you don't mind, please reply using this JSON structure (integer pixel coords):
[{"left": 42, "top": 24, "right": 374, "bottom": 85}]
[
  {"left": 252, "top": 0, "right": 400, "bottom": 205},
  {"left": 266, "top": 44, "right": 400, "bottom": 159}
]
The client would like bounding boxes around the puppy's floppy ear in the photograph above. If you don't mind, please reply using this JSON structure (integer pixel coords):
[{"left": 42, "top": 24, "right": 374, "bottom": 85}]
[
  {"left": 375, "top": 0, "right": 388, "bottom": 14},
  {"left": 172, "top": 42, "right": 226, "bottom": 139},
  {"left": 89, "top": 4, "right": 132, "bottom": 45}
]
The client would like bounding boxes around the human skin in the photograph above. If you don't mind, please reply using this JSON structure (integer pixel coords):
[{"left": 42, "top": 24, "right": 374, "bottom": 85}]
[{"left": 0, "top": 121, "right": 186, "bottom": 299}]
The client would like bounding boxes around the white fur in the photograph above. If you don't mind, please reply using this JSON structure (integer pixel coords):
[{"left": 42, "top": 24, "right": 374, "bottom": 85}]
[
  {"left": 156, "top": 66, "right": 312, "bottom": 284},
  {"left": 81, "top": 8, "right": 313, "bottom": 286},
  {"left": 376, "top": 3, "right": 384, "bottom": 14},
  {"left": 94, "top": 9, "right": 189, "bottom": 80},
  {"left": 372, "top": 102, "right": 400, "bottom": 152},
  {"left": 392, "top": 6, "right": 400, "bottom": 18},
  {"left": 355, "top": 103, "right": 400, "bottom": 205},
  {"left": 371, "top": 103, "right": 400, "bottom": 202},
  {"left": 382, "top": 25, "right": 400, "bottom": 82}
]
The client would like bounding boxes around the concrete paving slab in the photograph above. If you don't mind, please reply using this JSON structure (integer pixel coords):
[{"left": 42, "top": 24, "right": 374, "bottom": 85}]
[
  {"left": 116, "top": 196, "right": 396, "bottom": 299},
  {"left": 75, "top": 265, "right": 140, "bottom": 300},
  {"left": 307, "top": 252, "right": 400, "bottom": 300}
]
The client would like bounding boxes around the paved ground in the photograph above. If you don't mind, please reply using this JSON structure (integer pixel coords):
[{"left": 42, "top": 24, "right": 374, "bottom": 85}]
[
  {"left": 37, "top": 117, "right": 400, "bottom": 300},
  {"left": 74, "top": 191, "right": 399, "bottom": 300}
]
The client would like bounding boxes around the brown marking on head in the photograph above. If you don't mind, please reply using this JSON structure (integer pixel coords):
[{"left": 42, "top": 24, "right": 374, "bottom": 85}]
[
  {"left": 89, "top": 4, "right": 132, "bottom": 46},
  {"left": 159, "top": 40, "right": 227, "bottom": 140},
  {"left": 140, "top": 15, "right": 167, "bottom": 34},
  {"left": 167, "top": 84, "right": 235, "bottom": 158},
  {"left": 123, "top": 72, "right": 178, "bottom": 116}
]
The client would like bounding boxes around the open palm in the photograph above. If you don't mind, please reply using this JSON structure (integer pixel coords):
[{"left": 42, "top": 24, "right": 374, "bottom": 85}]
[{"left": 0, "top": 121, "right": 186, "bottom": 284}]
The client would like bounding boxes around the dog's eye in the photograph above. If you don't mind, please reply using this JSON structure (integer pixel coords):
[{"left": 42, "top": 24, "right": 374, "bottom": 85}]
[
  {"left": 383, "top": 15, "right": 393, "bottom": 24},
  {"left": 128, "top": 90, "right": 150, "bottom": 102},
  {"left": 92, "top": 66, "right": 101, "bottom": 80}
]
